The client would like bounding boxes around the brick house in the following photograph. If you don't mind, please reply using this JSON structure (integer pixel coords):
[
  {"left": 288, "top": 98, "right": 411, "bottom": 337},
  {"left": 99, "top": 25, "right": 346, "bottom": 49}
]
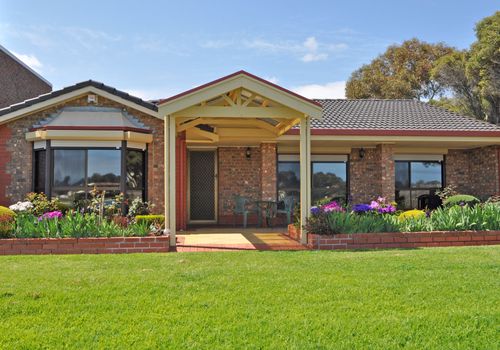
[
  {"left": 1, "top": 70, "right": 500, "bottom": 246},
  {"left": 0, "top": 44, "right": 52, "bottom": 109}
]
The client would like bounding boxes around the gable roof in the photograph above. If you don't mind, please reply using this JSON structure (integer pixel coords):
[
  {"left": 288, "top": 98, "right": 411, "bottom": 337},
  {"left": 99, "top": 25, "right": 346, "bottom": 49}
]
[
  {"left": 285, "top": 99, "right": 500, "bottom": 136},
  {"left": 0, "top": 80, "right": 158, "bottom": 124},
  {"left": 157, "top": 70, "right": 323, "bottom": 119},
  {"left": 0, "top": 44, "right": 52, "bottom": 87}
]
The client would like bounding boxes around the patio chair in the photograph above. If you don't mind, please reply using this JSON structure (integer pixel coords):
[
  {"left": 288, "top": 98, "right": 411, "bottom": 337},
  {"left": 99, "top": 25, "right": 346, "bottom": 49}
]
[
  {"left": 232, "top": 195, "right": 251, "bottom": 228},
  {"left": 276, "top": 196, "right": 295, "bottom": 225}
]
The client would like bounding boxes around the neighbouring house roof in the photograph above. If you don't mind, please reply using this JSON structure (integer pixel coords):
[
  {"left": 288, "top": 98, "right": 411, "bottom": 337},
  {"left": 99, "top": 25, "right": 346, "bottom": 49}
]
[
  {"left": 284, "top": 99, "right": 500, "bottom": 136},
  {"left": 0, "top": 80, "right": 158, "bottom": 121},
  {"left": 0, "top": 44, "right": 52, "bottom": 87}
]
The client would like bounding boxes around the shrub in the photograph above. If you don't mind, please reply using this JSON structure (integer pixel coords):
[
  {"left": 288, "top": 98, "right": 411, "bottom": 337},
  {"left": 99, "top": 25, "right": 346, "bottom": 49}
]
[
  {"left": 398, "top": 209, "right": 426, "bottom": 221},
  {"left": 435, "top": 185, "right": 458, "bottom": 201},
  {"left": 25, "top": 193, "right": 61, "bottom": 216},
  {"left": 127, "top": 197, "right": 154, "bottom": 218},
  {"left": 135, "top": 215, "right": 165, "bottom": 234},
  {"left": 0, "top": 206, "right": 16, "bottom": 238},
  {"left": 443, "top": 194, "right": 480, "bottom": 207},
  {"left": 324, "top": 211, "right": 399, "bottom": 234}
]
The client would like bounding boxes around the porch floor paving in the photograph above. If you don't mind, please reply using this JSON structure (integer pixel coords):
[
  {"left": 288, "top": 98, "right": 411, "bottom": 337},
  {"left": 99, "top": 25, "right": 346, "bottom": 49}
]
[{"left": 175, "top": 228, "right": 307, "bottom": 252}]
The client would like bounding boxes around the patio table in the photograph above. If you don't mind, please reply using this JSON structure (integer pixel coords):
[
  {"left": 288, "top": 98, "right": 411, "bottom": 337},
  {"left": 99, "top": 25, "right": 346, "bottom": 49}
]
[{"left": 254, "top": 200, "right": 277, "bottom": 227}]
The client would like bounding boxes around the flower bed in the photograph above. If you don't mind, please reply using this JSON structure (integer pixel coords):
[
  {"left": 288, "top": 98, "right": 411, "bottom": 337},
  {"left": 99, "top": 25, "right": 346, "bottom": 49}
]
[
  {"left": 288, "top": 224, "right": 500, "bottom": 250},
  {"left": 0, "top": 236, "right": 170, "bottom": 255}
]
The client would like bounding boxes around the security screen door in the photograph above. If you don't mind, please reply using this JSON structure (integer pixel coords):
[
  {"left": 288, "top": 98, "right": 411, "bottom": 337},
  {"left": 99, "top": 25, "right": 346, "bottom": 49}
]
[{"left": 188, "top": 150, "right": 217, "bottom": 223}]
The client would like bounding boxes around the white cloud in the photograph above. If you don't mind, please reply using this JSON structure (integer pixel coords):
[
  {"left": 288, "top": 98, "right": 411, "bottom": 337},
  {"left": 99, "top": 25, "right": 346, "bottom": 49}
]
[
  {"left": 292, "top": 81, "right": 346, "bottom": 99},
  {"left": 301, "top": 52, "right": 328, "bottom": 62},
  {"left": 201, "top": 40, "right": 234, "bottom": 49},
  {"left": 263, "top": 76, "right": 279, "bottom": 84},
  {"left": 11, "top": 51, "right": 43, "bottom": 72}
]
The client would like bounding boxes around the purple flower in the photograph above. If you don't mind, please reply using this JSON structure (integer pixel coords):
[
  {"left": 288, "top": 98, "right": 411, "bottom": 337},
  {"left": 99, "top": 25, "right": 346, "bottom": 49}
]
[
  {"left": 310, "top": 206, "right": 321, "bottom": 215},
  {"left": 38, "top": 211, "right": 63, "bottom": 221},
  {"left": 378, "top": 205, "right": 396, "bottom": 214},
  {"left": 353, "top": 204, "right": 373, "bottom": 213},
  {"left": 369, "top": 200, "right": 380, "bottom": 209},
  {"left": 323, "top": 201, "right": 344, "bottom": 213}
]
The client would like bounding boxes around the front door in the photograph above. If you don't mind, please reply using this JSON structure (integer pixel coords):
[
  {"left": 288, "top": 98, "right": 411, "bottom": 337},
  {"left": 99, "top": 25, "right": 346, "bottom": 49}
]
[{"left": 188, "top": 150, "right": 217, "bottom": 224}]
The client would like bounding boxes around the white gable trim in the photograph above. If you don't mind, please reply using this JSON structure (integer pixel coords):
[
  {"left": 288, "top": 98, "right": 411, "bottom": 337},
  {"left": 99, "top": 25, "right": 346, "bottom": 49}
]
[{"left": 158, "top": 73, "right": 323, "bottom": 119}]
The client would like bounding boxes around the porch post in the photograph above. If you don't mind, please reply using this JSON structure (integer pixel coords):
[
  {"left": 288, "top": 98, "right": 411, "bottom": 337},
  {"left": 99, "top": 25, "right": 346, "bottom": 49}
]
[
  {"left": 299, "top": 116, "right": 311, "bottom": 244},
  {"left": 168, "top": 115, "right": 177, "bottom": 246},
  {"left": 164, "top": 115, "right": 169, "bottom": 239}
]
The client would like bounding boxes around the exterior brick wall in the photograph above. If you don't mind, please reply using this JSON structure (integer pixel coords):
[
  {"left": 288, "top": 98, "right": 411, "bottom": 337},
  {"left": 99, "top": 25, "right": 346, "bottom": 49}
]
[
  {"left": 260, "top": 143, "right": 277, "bottom": 201},
  {"left": 0, "top": 236, "right": 170, "bottom": 255},
  {"left": 446, "top": 146, "right": 499, "bottom": 200},
  {"left": 0, "top": 49, "right": 52, "bottom": 109},
  {"left": 0, "top": 95, "right": 165, "bottom": 212},
  {"left": 217, "top": 146, "right": 262, "bottom": 225},
  {"left": 0, "top": 125, "right": 12, "bottom": 205},
  {"left": 349, "top": 144, "right": 395, "bottom": 204},
  {"left": 287, "top": 225, "right": 500, "bottom": 250}
]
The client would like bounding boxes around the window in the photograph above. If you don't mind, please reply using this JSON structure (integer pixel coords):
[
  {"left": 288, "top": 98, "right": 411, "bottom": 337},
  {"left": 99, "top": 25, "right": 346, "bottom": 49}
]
[
  {"left": 395, "top": 161, "right": 443, "bottom": 209},
  {"left": 312, "top": 162, "right": 347, "bottom": 204},
  {"left": 277, "top": 158, "right": 348, "bottom": 205},
  {"left": 35, "top": 147, "right": 146, "bottom": 206}
]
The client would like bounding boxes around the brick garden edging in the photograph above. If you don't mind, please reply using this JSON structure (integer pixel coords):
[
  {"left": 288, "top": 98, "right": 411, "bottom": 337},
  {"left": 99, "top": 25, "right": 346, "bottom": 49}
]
[
  {"left": 287, "top": 224, "right": 500, "bottom": 250},
  {"left": 0, "top": 236, "right": 170, "bottom": 255}
]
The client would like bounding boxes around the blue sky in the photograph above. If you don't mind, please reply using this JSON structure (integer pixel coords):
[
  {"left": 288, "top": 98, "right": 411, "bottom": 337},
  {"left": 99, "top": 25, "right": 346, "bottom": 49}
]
[{"left": 0, "top": 1, "right": 497, "bottom": 100}]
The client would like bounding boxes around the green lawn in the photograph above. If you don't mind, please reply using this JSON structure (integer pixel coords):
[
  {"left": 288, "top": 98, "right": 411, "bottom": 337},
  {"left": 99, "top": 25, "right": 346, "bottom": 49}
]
[{"left": 0, "top": 247, "right": 498, "bottom": 349}]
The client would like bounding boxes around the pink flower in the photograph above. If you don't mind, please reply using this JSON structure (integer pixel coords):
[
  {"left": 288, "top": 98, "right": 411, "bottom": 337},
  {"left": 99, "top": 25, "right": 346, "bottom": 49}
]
[
  {"left": 369, "top": 201, "right": 380, "bottom": 209},
  {"left": 38, "top": 211, "right": 63, "bottom": 221}
]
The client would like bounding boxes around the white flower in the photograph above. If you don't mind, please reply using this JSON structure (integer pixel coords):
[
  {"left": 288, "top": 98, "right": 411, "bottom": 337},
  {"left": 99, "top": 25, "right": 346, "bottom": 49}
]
[{"left": 9, "top": 201, "right": 34, "bottom": 212}]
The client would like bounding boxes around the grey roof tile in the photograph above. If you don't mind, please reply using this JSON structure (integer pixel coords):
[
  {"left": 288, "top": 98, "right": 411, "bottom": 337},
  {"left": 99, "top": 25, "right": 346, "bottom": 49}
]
[{"left": 309, "top": 99, "right": 500, "bottom": 131}]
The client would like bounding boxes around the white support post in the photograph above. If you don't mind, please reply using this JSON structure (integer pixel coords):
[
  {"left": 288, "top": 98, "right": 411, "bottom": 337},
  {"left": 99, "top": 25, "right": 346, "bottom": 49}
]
[
  {"left": 164, "top": 115, "right": 170, "bottom": 240},
  {"left": 299, "top": 116, "right": 311, "bottom": 244},
  {"left": 168, "top": 115, "right": 177, "bottom": 246}
]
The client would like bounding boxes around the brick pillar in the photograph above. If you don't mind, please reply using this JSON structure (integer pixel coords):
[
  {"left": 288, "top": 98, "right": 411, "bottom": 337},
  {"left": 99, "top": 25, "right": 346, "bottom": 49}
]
[
  {"left": 0, "top": 125, "right": 12, "bottom": 205},
  {"left": 378, "top": 144, "right": 395, "bottom": 202},
  {"left": 260, "top": 142, "right": 277, "bottom": 201},
  {"left": 349, "top": 144, "right": 394, "bottom": 204}
]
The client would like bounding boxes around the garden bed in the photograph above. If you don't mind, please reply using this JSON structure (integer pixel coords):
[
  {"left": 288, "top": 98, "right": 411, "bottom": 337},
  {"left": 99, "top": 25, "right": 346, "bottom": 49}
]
[
  {"left": 0, "top": 236, "right": 170, "bottom": 255},
  {"left": 288, "top": 224, "right": 500, "bottom": 250}
]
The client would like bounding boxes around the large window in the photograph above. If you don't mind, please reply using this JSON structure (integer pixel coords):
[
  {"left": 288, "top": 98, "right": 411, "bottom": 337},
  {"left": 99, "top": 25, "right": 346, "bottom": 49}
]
[
  {"left": 395, "top": 161, "right": 443, "bottom": 209},
  {"left": 35, "top": 147, "right": 146, "bottom": 206},
  {"left": 278, "top": 158, "right": 348, "bottom": 205}
]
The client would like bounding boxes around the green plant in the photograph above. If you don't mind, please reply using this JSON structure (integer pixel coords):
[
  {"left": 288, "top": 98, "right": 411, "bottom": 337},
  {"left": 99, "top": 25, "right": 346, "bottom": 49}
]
[
  {"left": 135, "top": 215, "right": 164, "bottom": 235},
  {"left": 435, "top": 185, "right": 458, "bottom": 201},
  {"left": 443, "top": 194, "right": 480, "bottom": 207},
  {"left": 25, "top": 192, "right": 61, "bottom": 216},
  {"left": 127, "top": 197, "right": 154, "bottom": 218}
]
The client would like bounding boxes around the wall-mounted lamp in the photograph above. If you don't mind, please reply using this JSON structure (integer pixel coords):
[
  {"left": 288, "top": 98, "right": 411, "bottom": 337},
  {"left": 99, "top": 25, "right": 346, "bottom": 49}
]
[
  {"left": 359, "top": 148, "right": 365, "bottom": 159},
  {"left": 245, "top": 147, "right": 252, "bottom": 159}
]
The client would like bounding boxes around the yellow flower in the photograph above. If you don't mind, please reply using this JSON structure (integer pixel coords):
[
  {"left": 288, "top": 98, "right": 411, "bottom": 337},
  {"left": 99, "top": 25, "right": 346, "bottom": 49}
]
[{"left": 398, "top": 209, "right": 425, "bottom": 221}]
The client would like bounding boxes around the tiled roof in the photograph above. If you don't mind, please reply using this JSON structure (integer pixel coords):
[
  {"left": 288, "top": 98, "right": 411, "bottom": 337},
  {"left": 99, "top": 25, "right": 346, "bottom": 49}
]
[
  {"left": 0, "top": 80, "right": 158, "bottom": 117},
  {"left": 310, "top": 99, "right": 500, "bottom": 131}
]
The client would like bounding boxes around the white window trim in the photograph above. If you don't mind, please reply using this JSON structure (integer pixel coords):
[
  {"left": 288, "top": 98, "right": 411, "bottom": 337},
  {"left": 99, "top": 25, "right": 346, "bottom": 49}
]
[
  {"left": 394, "top": 154, "right": 444, "bottom": 161},
  {"left": 278, "top": 154, "right": 348, "bottom": 162}
]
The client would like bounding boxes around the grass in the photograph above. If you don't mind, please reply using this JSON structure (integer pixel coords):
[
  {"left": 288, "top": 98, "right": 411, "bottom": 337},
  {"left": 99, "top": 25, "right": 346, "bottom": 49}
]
[{"left": 0, "top": 246, "right": 499, "bottom": 349}]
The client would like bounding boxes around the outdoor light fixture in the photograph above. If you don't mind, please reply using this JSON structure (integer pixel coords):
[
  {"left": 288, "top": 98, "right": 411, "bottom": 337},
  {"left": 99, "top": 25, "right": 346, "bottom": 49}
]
[
  {"left": 359, "top": 148, "right": 365, "bottom": 159},
  {"left": 245, "top": 147, "right": 251, "bottom": 159}
]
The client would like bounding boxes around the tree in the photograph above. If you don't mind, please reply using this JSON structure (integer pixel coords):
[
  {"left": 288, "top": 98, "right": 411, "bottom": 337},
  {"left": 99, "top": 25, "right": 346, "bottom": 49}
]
[
  {"left": 467, "top": 11, "right": 500, "bottom": 123},
  {"left": 432, "top": 50, "right": 484, "bottom": 118},
  {"left": 345, "top": 38, "right": 454, "bottom": 100}
]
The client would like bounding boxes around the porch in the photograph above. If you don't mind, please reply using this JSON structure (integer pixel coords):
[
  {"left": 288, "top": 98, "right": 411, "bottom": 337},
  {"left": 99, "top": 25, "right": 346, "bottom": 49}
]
[
  {"left": 176, "top": 227, "right": 307, "bottom": 252},
  {"left": 158, "top": 71, "right": 323, "bottom": 247}
]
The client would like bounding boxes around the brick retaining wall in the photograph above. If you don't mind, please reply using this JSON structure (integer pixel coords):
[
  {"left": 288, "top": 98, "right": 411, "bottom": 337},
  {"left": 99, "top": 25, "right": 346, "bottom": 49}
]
[
  {"left": 0, "top": 236, "right": 170, "bottom": 255},
  {"left": 288, "top": 225, "right": 500, "bottom": 250}
]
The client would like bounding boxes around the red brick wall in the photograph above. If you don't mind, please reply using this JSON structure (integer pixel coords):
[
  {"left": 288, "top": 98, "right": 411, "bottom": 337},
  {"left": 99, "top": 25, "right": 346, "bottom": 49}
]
[
  {"left": 446, "top": 146, "right": 499, "bottom": 200},
  {"left": 0, "top": 125, "right": 11, "bottom": 205},
  {"left": 287, "top": 225, "right": 500, "bottom": 250},
  {"left": 217, "top": 147, "right": 262, "bottom": 225},
  {"left": 306, "top": 231, "right": 500, "bottom": 250},
  {"left": 260, "top": 143, "right": 277, "bottom": 201},
  {"left": 349, "top": 144, "right": 395, "bottom": 204},
  {"left": 0, "top": 50, "right": 52, "bottom": 108},
  {"left": 176, "top": 133, "right": 187, "bottom": 230},
  {"left": 0, "top": 236, "right": 170, "bottom": 255}
]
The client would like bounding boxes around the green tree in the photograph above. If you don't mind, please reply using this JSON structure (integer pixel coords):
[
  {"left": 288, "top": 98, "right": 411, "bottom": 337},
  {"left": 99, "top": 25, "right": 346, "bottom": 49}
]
[
  {"left": 345, "top": 38, "right": 454, "bottom": 100},
  {"left": 432, "top": 11, "right": 499, "bottom": 122}
]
